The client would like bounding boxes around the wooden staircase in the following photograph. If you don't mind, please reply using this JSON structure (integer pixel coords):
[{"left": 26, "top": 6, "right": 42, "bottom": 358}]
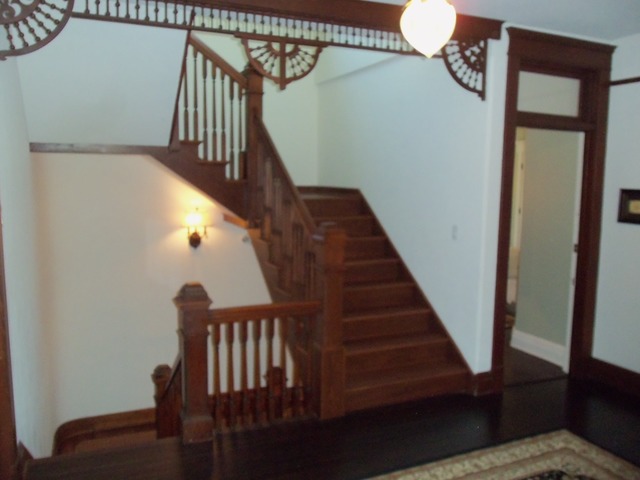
[{"left": 299, "top": 187, "right": 470, "bottom": 412}]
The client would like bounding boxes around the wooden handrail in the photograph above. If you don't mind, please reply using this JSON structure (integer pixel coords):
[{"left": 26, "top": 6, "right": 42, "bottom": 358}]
[
  {"left": 189, "top": 36, "right": 248, "bottom": 89},
  {"left": 209, "top": 301, "right": 321, "bottom": 324}
]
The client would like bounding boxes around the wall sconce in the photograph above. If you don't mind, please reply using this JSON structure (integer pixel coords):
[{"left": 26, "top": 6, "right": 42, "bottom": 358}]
[{"left": 185, "top": 208, "right": 211, "bottom": 248}]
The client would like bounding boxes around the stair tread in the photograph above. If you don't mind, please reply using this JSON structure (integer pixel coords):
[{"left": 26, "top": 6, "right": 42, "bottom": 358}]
[
  {"left": 313, "top": 214, "right": 374, "bottom": 221},
  {"left": 344, "top": 305, "right": 431, "bottom": 320},
  {"left": 347, "top": 363, "right": 468, "bottom": 391},
  {"left": 345, "top": 281, "right": 414, "bottom": 291},
  {"left": 346, "top": 332, "right": 449, "bottom": 353},
  {"left": 345, "top": 258, "right": 400, "bottom": 266}
]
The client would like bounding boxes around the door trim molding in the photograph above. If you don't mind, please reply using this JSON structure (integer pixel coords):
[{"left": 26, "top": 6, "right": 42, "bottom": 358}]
[{"left": 491, "top": 28, "right": 615, "bottom": 393}]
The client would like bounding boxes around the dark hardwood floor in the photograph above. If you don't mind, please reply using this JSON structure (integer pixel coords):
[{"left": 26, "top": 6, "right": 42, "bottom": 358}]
[
  {"left": 25, "top": 378, "right": 640, "bottom": 480},
  {"left": 504, "top": 343, "right": 566, "bottom": 386}
]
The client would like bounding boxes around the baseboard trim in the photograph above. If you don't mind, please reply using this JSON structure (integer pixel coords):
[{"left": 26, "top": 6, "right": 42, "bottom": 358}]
[
  {"left": 52, "top": 408, "right": 156, "bottom": 456},
  {"left": 584, "top": 357, "right": 640, "bottom": 398},
  {"left": 511, "top": 329, "right": 568, "bottom": 371}
]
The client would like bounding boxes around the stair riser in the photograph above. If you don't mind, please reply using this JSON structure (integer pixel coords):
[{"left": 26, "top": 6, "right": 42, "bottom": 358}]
[
  {"left": 344, "top": 285, "right": 416, "bottom": 312},
  {"left": 303, "top": 197, "right": 363, "bottom": 217},
  {"left": 346, "top": 342, "right": 450, "bottom": 375},
  {"left": 345, "top": 371, "right": 468, "bottom": 412},
  {"left": 316, "top": 216, "right": 377, "bottom": 237},
  {"left": 345, "top": 238, "right": 390, "bottom": 260},
  {"left": 345, "top": 261, "right": 402, "bottom": 284},
  {"left": 344, "top": 312, "right": 432, "bottom": 342}
]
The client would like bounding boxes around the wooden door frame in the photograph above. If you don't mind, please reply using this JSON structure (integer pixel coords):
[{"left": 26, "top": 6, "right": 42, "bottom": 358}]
[
  {"left": 490, "top": 28, "right": 615, "bottom": 392},
  {"left": 0, "top": 205, "right": 18, "bottom": 480}
]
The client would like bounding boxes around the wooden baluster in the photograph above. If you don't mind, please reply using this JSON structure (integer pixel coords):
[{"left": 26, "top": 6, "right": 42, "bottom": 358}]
[
  {"left": 182, "top": 47, "right": 191, "bottom": 141},
  {"left": 212, "top": 64, "right": 218, "bottom": 161},
  {"left": 174, "top": 283, "right": 213, "bottom": 443},
  {"left": 293, "top": 316, "right": 307, "bottom": 416},
  {"left": 266, "top": 317, "right": 275, "bottom": 421},
  {"left": 212, "top": 322, "right": 222, "bottom": 429},
  {"left": 278, "top": 316, "right": 288, "bottom": 419},
  {"left": 202, "top": 56, "right": 209, "bottom": 161},
  {"left": 252, "top": 318, "right": 262, "bottom": 424},
  {"left": 192, "top": 47, "right": 199, "bottom": 144},
  {"left": 229, "top": 80, "right": 236, "bottom": 179},
  {"left": 239, "top": 320, "right": 249, "bottom": 426},
  {"left": 221, "top": 73, "right": 227, "bottom": 164},
  {"left": 226, "top": 322, "right": 236, "bottom": 427},
  {"left": 238, "top": 86, "right": 246, "bottom": 179}
]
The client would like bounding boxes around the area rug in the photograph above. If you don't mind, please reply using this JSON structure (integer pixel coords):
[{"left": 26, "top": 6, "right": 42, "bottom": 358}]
[{"left": 372, "top": 430, "right": 640, "bottom": 480}]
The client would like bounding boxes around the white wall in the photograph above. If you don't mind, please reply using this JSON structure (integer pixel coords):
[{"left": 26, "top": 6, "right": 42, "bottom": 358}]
[
  {"left": 32, "top": 152, "right": 271, "bottom": 444},
  {"left": 593, "top": 33, "right": 640, "bottom": 374},
  {"left": 316, "top": 40, "right": 508, "bottom": 372},
  {"left": 0, "top": 59, "right": 55, "bottom": 458},
  {"left": 18, "top": 19, "right": 186, "bottom": 146}
]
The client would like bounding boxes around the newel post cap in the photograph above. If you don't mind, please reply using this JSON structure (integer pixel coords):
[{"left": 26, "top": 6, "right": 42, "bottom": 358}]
[{"left": 173, "top": 283, "right": 212, "bottom": 310}]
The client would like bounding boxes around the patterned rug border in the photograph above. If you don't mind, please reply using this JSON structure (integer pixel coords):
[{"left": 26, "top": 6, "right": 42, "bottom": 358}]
[{"left": 371, "top": 430, "right": 640, "bottom": 480}]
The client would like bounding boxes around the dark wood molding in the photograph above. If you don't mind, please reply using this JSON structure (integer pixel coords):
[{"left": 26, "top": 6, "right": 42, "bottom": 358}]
[
  {"left": 609, "top": 76, "right": 640, "bottom": 87},
  {"left": 29, "top": 143, "right": 168, "bottom": 155},
  {"left": 0, "top": 205, "right": 18, "bottom": 480},
  {"left": 15, "top": 443, "right": 33, "bottom": 480},
  {"left": 583, "top": 358, "right": 640, "bottom": 398},
  {"left": 52, "top": 408, "right": 156, "bottom": 456},
  {"left": 470, "top": 371, "right": 501, "bottom": 396},
  {"left": 492, "top": 29, "right": 614, "bottom": 389},
  {"left": 516, "top": 112, "right": 595, "bottom": 132}
]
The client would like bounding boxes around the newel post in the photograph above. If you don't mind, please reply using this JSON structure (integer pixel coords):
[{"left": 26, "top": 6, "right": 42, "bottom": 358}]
[
  {"left": 174, "top": 283, "right": 213, "bottom": 443},
  {"left": 312, "top": 224, "right": 347, "bottom": 419},
  {"left": 244, "top": 66, "right": 264, "bottom": 225}
]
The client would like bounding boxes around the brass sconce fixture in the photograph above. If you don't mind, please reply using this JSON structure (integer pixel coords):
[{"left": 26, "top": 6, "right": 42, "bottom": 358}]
[{"left": 185, "top": 208, "right": 211, "bottom": 248}]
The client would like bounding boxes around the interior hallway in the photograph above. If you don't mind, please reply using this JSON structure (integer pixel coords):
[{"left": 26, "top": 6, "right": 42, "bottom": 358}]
[{"left": 25, "top": 378, "right": 640, "bottom": 480}]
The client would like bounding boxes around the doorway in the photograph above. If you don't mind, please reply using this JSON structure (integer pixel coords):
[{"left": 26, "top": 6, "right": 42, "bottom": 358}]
[
  {"left": 490, "top": 28, "right": 615, "bottom": 393},
  {"left": 504, "top": 128, "right": 583, "bottom": 386}
]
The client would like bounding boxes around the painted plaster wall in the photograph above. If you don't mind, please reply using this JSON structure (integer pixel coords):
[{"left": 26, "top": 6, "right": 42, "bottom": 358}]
[
  {"left": 32, "top": 152, "right": 271, "bottom": 446},
  {"left": 315, "top": 40, "right": 508, "bottom": 372},
  {"left": 17, "top": 19, "right": 186, "bottom": 146},
  {"left": 0, "top": 59, "right": 55, "bottom": 457},
  {"left": 594, "top": 33, "right": 640, "bottom": 374}
]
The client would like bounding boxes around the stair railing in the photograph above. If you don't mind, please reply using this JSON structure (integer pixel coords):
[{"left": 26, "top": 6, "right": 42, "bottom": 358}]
[
  {"left": 153, "top": 283, "right": 322, "bottom": 443},
  {"left": 171, "top": 34, "right": 249, "bottom": 181},
  {"left": 248, "top": 117, "right": 347, "bottom": 420},
  {"left": 161, "top": 36, "right": 348, "bottom": 433}
]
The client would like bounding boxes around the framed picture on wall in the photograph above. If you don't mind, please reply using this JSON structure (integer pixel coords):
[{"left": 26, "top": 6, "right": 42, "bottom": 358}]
[{"left": 618, "top": 189, "right": 640, "bottom": 224}]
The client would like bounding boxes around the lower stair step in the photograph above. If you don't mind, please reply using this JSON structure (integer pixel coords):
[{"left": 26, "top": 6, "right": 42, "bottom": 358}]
[
  {"left": 346, "top": 334, "right": 451, "bottom": 375},
  {"left": 345, "top": 236, "right": 390, "bottom": 260},
  {"left": 344, "top": 306, "right": 433, "bottom": 342},
  {"left": 345, "top": 364, "right": 469, "bottom": 412},
  {"left": 344, "top": 282, "right": 417, "bottom": 312},
  {"left": 345, "top": 258, "right": 403, "bottom": 284}
]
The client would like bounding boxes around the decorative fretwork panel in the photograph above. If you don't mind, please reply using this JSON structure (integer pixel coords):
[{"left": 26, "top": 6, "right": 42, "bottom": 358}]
[{"left": 0, "top": 0, "right": 73, "bottom": 59}]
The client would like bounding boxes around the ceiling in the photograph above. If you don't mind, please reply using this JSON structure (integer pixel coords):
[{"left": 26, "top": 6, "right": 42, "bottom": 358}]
[{"left": 378, "top": 0, "right": 640, "bottom": 41}]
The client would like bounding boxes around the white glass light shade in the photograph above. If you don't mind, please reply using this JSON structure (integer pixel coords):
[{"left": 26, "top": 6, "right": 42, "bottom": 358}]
[
  {"left": 185, "top": 209, "right": 204, "bottom": 228},
  {"left": 400, "top": 0, "right": 457, "bottom": 58}
]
